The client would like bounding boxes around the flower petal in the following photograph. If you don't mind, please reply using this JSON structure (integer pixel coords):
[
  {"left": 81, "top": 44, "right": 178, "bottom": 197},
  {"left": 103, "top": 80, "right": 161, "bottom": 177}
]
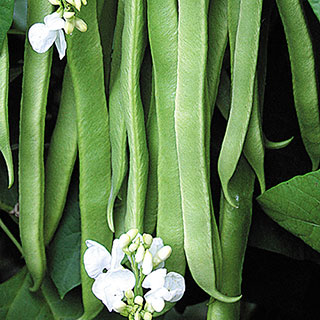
[
  {"left": 44, "top": 12, "right": 65, "bottom": 30},
  {"left": 142, "top": 268, "right": 167, "bottom": 290},
  {"left": 28, "top": 23, "right": 57, "bottom": 53},
  {"left": 84, "top": 240, "right": 112, "bottom": 279},
  {"left": 144, "top": 289, "right": 167, "bottom": 313},
  {"left": 92, "top": 274, "right": 124, "bottom": 312},
  {"left": 107, "top": 269, "right": 136, "bottom": 291},
  {"left": 110, "top": 239, "right": 125, "bottom": 270},
  {"left": 54, "top": 29, "right": 67, "bottom": 59},
  {"left": 149, "top": 238, "right": 164, "bottom": 256},
  {"left": 164, "top": 272, "right": 185, "bottom": 302}
]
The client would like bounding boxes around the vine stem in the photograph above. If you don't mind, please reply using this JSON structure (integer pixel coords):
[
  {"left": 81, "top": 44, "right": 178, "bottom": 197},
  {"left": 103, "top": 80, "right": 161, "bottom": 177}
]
[{"left": 0, "top": 217, "right": 23, "bottom": 255}]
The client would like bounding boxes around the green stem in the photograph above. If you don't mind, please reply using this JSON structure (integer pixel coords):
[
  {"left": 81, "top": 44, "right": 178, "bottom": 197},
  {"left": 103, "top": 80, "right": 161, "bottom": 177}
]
[{"left": 0, "top": 217, "right": 23, "bottom": 255}]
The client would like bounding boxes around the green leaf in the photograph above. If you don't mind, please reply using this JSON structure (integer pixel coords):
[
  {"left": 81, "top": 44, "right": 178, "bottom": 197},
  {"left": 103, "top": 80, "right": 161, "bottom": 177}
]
[
  {"left": 48, "top": 179, "right": 81, "bottom": 298},
  {"left": 257, "top": 170, "right": 320, "bottom": 253},
  {"left": 307, "top": 0, "right": 320, "bottom": 22},
  {"left": 249, "top": 209, "right": 320, "bottom": 263},
  {"left": 0, "top": 267, "right": 82, "bottom": 319},
  {"left": 0, "top": 0, "right": 14, "bottom": 50}
]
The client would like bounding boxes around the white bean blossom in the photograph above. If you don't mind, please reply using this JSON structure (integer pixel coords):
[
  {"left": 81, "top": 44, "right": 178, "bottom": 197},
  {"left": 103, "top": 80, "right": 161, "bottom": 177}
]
[
  {"left": 28, "top": 12, "right": 66, "bottom": 59},
  {"left": 142, "top": 268, "right": 186, "bottom": 312},
  {"left": 84, "top": 239, "right": 136, "bottom": 312}
]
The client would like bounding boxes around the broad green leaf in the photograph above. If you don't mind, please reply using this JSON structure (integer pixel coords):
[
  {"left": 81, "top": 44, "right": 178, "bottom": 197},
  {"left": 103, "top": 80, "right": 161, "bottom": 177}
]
[
  {"left": 257, "top": 170, "right": 320, "bottom": 253},
  {"left": 249, "top": 209, "right": 320, "bottom": 263},
  {"left": 0, "top": 0, "right": 14, "bottom": 50},
  {"left": 307, "top": 0, "right": 320, "bottom": 22},
  {"left": 48, "top": 179, "right": 81, "bottom": 298},
  {"left": 0, "top": 267, "right": 82, "bottom": 319}
]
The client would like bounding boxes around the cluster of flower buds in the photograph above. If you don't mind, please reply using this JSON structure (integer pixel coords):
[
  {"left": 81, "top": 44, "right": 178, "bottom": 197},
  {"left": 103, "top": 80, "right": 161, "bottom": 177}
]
[
  {"left": 48, "top": 0, "right": 88, "bottom": 34},
  {"left": 28, "top": 0, "right": 88, "bottom": 59},
  {"left": 83, "top": 229, "right": 185, "bottom": 319}
]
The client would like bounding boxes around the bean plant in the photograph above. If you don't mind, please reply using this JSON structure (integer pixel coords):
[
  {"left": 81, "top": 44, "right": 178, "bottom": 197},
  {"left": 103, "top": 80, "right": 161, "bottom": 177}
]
[{"left": 1, "top": 0, "right": 320, "bottom": 319}]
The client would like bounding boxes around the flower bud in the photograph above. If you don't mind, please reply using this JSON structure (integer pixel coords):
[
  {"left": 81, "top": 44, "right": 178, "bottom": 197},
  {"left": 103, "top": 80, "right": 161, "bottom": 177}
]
[
  {"left": 129, "top": 242, "right": 139, "bottom": 253},
  {"left": 48, "top": 0, "right": 61, "bottom": 5},
  {"left": 64, "top": 17, "right": 75, "bottom": 34},
  {"left": 142, "top": 249, "right": 153, "bottom": 275},
  {"left": 127, "top": 229, "right": 139, "bottom": 241},
  {"left": 143, "top": 312, "right": 153, "bottom": 320},
  {"left": 143, "top": 233, "right": 153, "bottom": 247},
  {"left": 134, "top": 296, "right": 144, "bottom": 306},
  {"left": 144, "top": 302, "right": 154, "bottom": 313},
  {"left": 125, "top": 289, "right": 134, "bottom": 300},
  {"left": 82, "top": 0, "right": 87, "bottom": 5},
  {"left": 75, "top": 17, "right": 87, "bottom": 32},
  {"left": 113, "top": 300, "right": 127, "bottom": 313},
  {"left": 157, "top": 246, "right": 172, "bottom": 261},
  {"left": 134, "top": 312, "right": 141, "bottom": 320},
  {"left": 63, "top": 11, "right": 75, "bottom": 19},
  {"left": 135, "top": 244, "right": 145, "bottom": 263},
  {"left": 74, "top": 0, "right": 82, "bottom": 11},
  {"left": 119, "top": 234, "right": 131, "bottom": 248},
  {"left": 153, "top": 246, "right": 172, "bottom": 266}
]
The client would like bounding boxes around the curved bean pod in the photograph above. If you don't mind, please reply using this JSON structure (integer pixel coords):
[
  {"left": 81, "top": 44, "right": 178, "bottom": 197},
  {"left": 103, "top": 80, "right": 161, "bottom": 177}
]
[
  {"left": 207, "top": 0, "right": 228, "bottom": 114},
  {"left": 276, "top": 0, "right": 320, "bottom": 170},
  {"left": 66, "top": 0, "right": 113, "bottom": 318},
  {"left": 19, "top": 0, "right": 52, "bottom": 292},
  {"left": 147, "top": 0, "right": 185, "bottom": 275},
  {"left": 120, "top": 0, "right": 148, "bottom": 233},
  {"left": 218, "top": 0, "right": 263, "bottom": 207},
  {"left": 107, "top": 0, "right": 128, "bottom": 232},
  {"left": 207, "top": 157, "right": 255, "bottom": 319},
  {"left": 44, "top": 66, "right": 77, "bottom": 245},
  {"left": 175, "top": 0, "right": 239, "bottom": 303},
  {"left": 0, "top": 36, "right": 14, "bottom": 188}
]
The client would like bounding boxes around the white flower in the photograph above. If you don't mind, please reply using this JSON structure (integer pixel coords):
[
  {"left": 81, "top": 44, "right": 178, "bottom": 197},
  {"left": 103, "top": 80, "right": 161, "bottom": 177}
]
[
  {"left": 142, "top": 269, "right": 185, "bottom": 312},
  {"left": 84, "top": 239, "right": 136, "bottom": 312},
  {"left": 28, "top": 12, "right": 66, "bottom": 59}
]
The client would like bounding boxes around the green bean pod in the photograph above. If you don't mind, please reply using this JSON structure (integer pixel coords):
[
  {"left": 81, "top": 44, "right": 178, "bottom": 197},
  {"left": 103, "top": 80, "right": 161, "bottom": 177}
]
[
  {"left": 66, "top": 0, "right": 113, "bottom": 318},
  {"left": 218, "top": 0, "right": 262, "bottom": 207},
  {"left": 227, "top": 0, "right": 240, "bottom": 73},
  {"left": 107, "top": 0, "right": 128, "bottom": 232},
  {"left": 144, "top": 74, "right": 158, "bottom": 235},
  {"left": 120, "top": 0, "right": 148, "bottom": 233},
  {"left": 207, "top": 157, "right": 255, "bottom": 320},
  {"left": 0, "top": 36, "right": 13, "bottom": 188},
  {"left": 207, "top": 0, "right": 228, "bottom": 113},
  {"left": 147, "top": 0, "right": 185, "bottom": 275},
  {"left": 276, "top": 0, "right": 320, "bottom": 170},
  {"left": 44, "top": 66, "right": 77, "bottom": 246},
  {"left": 175, "top": 0, "right": 239, "bottom": 303},
  {"left": 19, "top": 0, "right": 52, "bottom": 291},
  {"left": 98, "top": 0, "right": 118, "bottom": 97}
]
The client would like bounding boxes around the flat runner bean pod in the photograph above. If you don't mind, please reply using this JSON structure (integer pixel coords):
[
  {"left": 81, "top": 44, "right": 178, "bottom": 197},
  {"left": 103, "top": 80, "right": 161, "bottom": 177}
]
[
  {"left": 66, "top": 0, "right": 113, "bottom": 318},
  {"left": 227, "top": 0, "right": 240, "bottom": 73},
  {"left": 175, "top": 0, "right": 239, "bottom": 303},
  {"left": 0, "top": 36, "right": 14, "bottom": 188},
  {"left": 107, "top": 0, "right": 127, "bottom": 232},
  {"left": 44, "top": 66, "right": 77, "bottom": 245},
  {"left": 207, "top": 0, "right": 228, "bottom": 114},
  {"left": 19, "top": 0, "right": 52, "bottom": 292},
  {"left": 97, "top": 0, "right": 117, "bottom": 97},
  {"left": 276, "top": 0, "right": 320, "bottom": 170},
  {"left": 144, "top": 78, "right": 158, "bottom": 235},
  {"left": 147, "top": 0, "right": 185, "bottom": 275},
  {"left": 207, "top": 157, "right": 255, "bottom": 320},
  {"left": 218, "top": 0, "right": 262, "bottom": 207},
  {"left": 120, "top": 0, "right": 148, "bottom": 233}
]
